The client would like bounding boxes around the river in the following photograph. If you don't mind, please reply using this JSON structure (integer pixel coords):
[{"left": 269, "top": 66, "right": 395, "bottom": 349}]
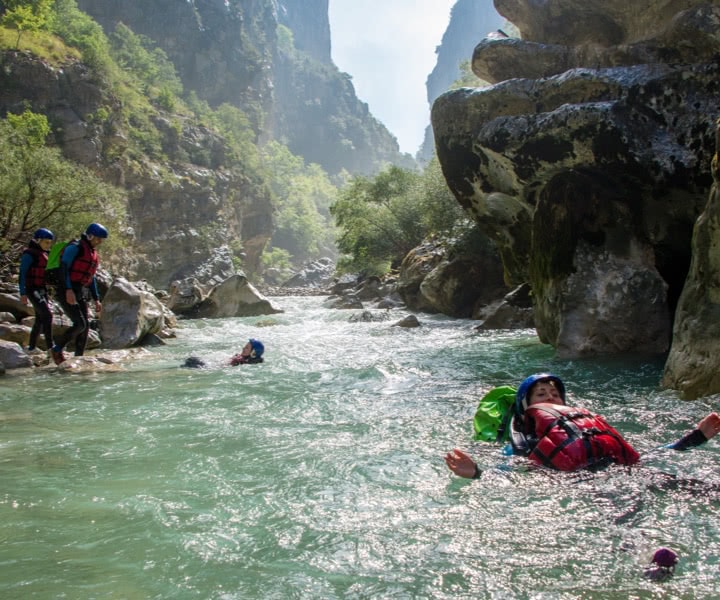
[{"left": 1, "top": 296, "right": 719, "bottom": 599}]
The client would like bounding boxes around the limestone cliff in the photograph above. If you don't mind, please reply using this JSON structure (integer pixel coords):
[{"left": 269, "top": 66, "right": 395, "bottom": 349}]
[
  {"left": 662, "top": 119, "right": 720, "bottom": 399},
  {"left": 0, "top": 47, "right": 273, "bottom": 289},
  {"left": 418, "top": 0, "right": 505, "bottom": 162},
  {"left": 76, "top": 0, "right": 411, "bottom": 176},
  {"left": 432, "top": 1, "right": 719, "bottom": 371}
]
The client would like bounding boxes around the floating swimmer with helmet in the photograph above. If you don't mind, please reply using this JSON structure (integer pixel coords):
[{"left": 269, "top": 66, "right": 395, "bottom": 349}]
[
  {"left": 445, "top": 373, "right": 720, "bottom": 478},
  {"left": 229, "top": 338, "right": 265, "bottom": 366},
  {"left": 509, "top": 373, "right": 640, "bottom": 471}
]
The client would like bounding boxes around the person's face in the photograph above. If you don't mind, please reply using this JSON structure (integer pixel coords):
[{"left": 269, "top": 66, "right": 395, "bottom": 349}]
[
  {"left": 528, "top": 382, "right": 563, "bottom": 406},
  {"left": 38, "top": 238, "right": 53, "bottom": 251},
  {"left": 241, "top": 342, "right": 253, "bottom": 356},
  {"left": 87, "top": 235, "right": 104, "bottom": 248}
]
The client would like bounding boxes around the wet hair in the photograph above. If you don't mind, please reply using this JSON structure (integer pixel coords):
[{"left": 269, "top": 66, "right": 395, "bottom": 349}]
[{"left": 181, "top": 356, "right": 206, "bottom": 369}]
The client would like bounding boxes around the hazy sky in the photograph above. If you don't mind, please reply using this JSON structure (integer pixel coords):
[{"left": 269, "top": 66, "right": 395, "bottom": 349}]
[{"left": 328, "top": 0, "right": 457, "bottom": 156}]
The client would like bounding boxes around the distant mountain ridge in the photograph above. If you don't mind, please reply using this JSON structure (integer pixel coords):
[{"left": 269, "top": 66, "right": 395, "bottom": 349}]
[
  {"left": 418, "top": 0, "right": 504, "bottom": 162},
  {"left": 76, "top": 0, "right": 412, "bottom": 176}
]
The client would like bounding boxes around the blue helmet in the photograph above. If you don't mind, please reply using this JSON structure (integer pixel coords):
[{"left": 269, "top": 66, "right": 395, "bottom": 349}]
[
  {"left": 249, "top": 338, "right": 264, "bottom": 358},
  {"left": 85, "top": 223, "right": 108, "bottom": 238},
  {"left": 514, "top": 373, "right": 566, "bottom": 418},
  {"left": 33, "top": 228, "right": 54, "bottom": 240}
]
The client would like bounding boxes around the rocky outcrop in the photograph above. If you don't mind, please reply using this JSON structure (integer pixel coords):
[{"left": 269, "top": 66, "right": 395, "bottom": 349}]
[
  {"left": 99, "top": 277, "right": 166, "bottom": 349},
  {"left": 662, "top": 119, "right": 720, "bottom": 398},
  {"left": 473, "top": 4, "right": 720, "bottom": 84},
  {"left": 76, "top": 0, "right": 276, "bottom": 128},
  {"left": 0, "top": 49, "right": 274, "bottom": 288},
  {"left": 170, "top": 274, "right": 282, "bottom": 319},
  {"left": 399, "top": 236, "right": 510, "bottom": 318},
  {"left": 432, "top": 0, "right": 718, "bottom": 359}
]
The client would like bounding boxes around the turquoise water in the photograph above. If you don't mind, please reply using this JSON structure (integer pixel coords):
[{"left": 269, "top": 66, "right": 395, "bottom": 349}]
[{"left": 1, "top": 296, "right": 719, "bottom": 599}]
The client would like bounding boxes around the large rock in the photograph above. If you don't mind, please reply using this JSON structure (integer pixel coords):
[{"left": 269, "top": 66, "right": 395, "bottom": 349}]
[
  {"left": 0, "top": 340, "right": 32, "bottom": 369},
  {"left": 433, "top": 0, "right": 720, "bottom": 360},
  {"left": 99, "top": 277, "right": 166, "bottom": 348},
  {"left": 419, "top": 251, "right": 508, "bottom": 318},
  {"left": 192, "top": 274, "right": 282, "bottom": 318},
  {"left": 0, "top": 293, "right": 33, "bottom": 322},
  {"left": 662, "top": 119, "right": 720, "bottom": 398},
  {"left": 473, "top": 5, "right": 720, "bottom": 84},
  {"left": 493, "top": 0, "right": 715, "bottom": 46},
  {"left": 397, "top": 243, "right": 445, "bottom": 313},
  {"left": 433, "top": 58, "right": 716, "bottom": 356}
]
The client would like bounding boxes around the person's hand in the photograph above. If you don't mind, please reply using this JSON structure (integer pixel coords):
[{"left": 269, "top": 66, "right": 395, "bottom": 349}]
[
  {"left": 95, "top": 300, "right": 102, "bottom": 314},
  {"left": 444, "top": 448, "right": 479, "bottom": 479},
  {"left": 698, "top": 412, "right": 720, "bottom": 440},
  {"left": 66, "top": 288, "right": 77, "bottom": 305},
  {"left": 21, "top": 294, "right": 28, "bottom": 305}
]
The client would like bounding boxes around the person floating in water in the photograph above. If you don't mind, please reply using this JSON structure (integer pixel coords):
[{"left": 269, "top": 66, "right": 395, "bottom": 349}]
[
  {"left": 229, "top": 338, "right": 264, "bottom": 366},
  {"left": 445, "top": 373, "right": 720, "bottom": 478}
]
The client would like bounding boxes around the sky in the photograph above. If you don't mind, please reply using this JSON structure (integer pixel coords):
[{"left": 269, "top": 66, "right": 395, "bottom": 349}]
[{"left": 328, "top": 0, "right": 457, "bottom": 156}]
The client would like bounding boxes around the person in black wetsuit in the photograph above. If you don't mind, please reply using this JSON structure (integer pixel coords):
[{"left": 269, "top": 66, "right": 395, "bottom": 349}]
[
  {"left": 18, "top": 228, "right": 55, "bottom": 352},
  {"left": 50, "top": 223, "right": 108, "bottom": 364}
]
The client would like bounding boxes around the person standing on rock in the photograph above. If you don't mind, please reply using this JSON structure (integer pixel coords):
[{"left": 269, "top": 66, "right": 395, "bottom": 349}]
[
  {"left": 18, "top": 228, "right": 56, "bottom": 353},
  {"left": 50, "top": 223, "right": 108, "bottom": 364}
]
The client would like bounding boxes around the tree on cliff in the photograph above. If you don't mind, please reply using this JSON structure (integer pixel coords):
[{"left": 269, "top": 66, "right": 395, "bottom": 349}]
[
  {"left": 0, "top": 0, "right": 53, "bottom": 49},
  {"left": 0, "top": 110, "right": 126, "bottom": 252}
]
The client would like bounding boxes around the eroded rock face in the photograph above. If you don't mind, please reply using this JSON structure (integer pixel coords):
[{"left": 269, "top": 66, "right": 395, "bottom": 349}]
[
  {"left": 99, "top": 277, "right": 166, "bottom": 349},
  {"left": 473, "top": 5, "right": 720, "bottom": 84},
  {"left": 493, "top": 0, "right": 716, "bottom": 46},
  {"left": 662, "top": 119, "right": 720, "bottom": 398},
  {"left": 193, "top": 274, "right": 282, "bottom": 318},
  {"left": 432, "top": 0, "right": 718, "bottom": 358}
]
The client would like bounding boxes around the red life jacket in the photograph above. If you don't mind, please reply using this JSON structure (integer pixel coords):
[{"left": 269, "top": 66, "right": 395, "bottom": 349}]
[
  {"left": 22, "top": 244, "right": 48, "bottom": 289},
  {"left": 521, "top": 403, "right": 640, "bottom": 471},
  {"left": 68, "top": 237, "right": 99, "bottom": 286}
]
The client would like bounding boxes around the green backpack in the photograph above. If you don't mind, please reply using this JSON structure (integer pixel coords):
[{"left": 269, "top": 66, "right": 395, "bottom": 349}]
[
  {"left": 472, "top": 385, "right": 517, "bottom": 443},
  {"left": 44, "top": 240, "right": 73, "bottom": 287}
]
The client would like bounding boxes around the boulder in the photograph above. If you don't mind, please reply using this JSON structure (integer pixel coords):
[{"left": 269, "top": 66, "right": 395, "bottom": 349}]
[
  {"left": 323, "top": 295, "right": 363, "bottom": 310},
  {"left": 393, "top": 315, "right": 421, "bottom": 328},
  {"left": 282, "top": 258, "right": 335, "bottom": 288},
  {"left": 0, "top": 340, "right": 32, "bottom": 369},
  {"left": 397, "top": 243, "right": 444, "bottom": 312},
  {"left": 167, "top": 278, "right": 205, "bottom": 315},
  {"left": 0, "top": 323, "right": 30, "bottom": 347},
  {"left": 0, "top": 293, "right": 33, "bottom": 322},
  {"left": 433, "top": 61, "right": 716, "bottom": 356},
  {"left": 192, "top": 274, "right": 282, "bottom": 318},
  {"left": 99, "top": 277, "right": 166, "bottom": 348}
]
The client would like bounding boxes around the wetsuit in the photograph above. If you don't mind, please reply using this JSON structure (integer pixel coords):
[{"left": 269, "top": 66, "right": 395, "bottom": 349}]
[
  {"left": 53, "top": 236, "right": 99, "bottom": 356},
  {"left": 19, "top": 241, "right": 54, "bottom": 350}
]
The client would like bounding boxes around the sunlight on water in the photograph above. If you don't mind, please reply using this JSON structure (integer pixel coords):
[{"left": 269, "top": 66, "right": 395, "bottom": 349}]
[{"left": 1, "top": 296, "right": 719, "bottom": 599}]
